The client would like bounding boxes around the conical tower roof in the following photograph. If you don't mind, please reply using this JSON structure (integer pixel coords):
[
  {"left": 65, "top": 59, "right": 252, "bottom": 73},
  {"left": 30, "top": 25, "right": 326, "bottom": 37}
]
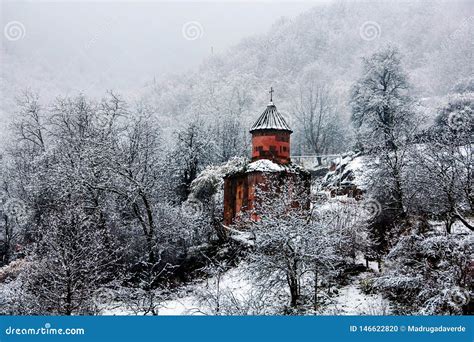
[{"left": 250, "top": 101, "right": 292, "bottom": 133}]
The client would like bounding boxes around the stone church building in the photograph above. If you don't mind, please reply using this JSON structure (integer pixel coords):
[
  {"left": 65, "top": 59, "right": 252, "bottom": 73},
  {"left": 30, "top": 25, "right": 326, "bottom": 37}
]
[{"left": 223, "top": 89, "right": 311, "bottom": 225}]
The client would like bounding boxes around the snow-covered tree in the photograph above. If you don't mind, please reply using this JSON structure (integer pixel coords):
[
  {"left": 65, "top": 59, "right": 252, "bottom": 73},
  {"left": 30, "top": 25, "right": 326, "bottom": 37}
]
[
  {"left": 351, "top": 46, "right": 420, "bottom": 220},
  {"left": 245, "top": 178, "right": 342, "bottom": 311},
  {"left": 410, "top": 80, "right": 473, "bottom": 233},
  {"left": 375, "top": 232, "right": 472, "bottom": 314},
  {"left": 20, "top": 204, "right": 120, "bottom": 315},
  {"left": 190, "top": 157, "right": 248, "bottom": 241},
  {"left": 168, "top": 119, "right": 215, "bottom": 202}
]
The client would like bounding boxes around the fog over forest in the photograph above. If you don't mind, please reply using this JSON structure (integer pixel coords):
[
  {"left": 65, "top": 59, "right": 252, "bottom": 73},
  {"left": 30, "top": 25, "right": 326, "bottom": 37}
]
[{"left": 1, "top": 0, "right": 471, "bottom": 146}]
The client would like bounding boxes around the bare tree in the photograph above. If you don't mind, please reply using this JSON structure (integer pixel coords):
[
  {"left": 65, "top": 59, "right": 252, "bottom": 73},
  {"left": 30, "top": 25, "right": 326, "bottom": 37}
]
[
  {"left": 412, "top": 85, "right": 473, "bottom": 233},
  {"left": 23, "top": 204, "right": 120, "bottom": 315},
  {"left": 245, "top": 177, "right": 343, "bottom": 311},
  {"left": 293, "top": 72, "right": 346, "bottom": 164},
  {"left": 13, "top": 90, "right": 46, "bottom": 152}
]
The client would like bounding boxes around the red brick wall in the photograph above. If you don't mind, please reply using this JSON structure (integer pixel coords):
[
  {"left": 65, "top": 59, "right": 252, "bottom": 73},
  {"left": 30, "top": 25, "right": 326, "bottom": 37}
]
[
  {"left": 251, "top": 130, "right": 291, "bottom": 164},
  {"left": 223, "top": 171, "right": 310, "bottom": 226},
  {"left": 224, "top": 172, "right": 265, "bottom": 225}
]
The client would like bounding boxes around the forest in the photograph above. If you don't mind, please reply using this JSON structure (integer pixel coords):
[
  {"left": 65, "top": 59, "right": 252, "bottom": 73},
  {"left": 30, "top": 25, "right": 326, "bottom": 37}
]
[{"left": 0, "top": 1, "right": 472, "bottom": 315}]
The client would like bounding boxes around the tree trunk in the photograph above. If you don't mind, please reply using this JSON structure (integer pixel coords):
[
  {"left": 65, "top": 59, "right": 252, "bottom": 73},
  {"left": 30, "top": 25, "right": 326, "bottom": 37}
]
[
  {"left": 287, "top": 258, "right": 299, "bottom": 308},
  {"left": 313, "top": 269, "right": 318, "bottom": 312},
  {"left": 445, "top": 217, "right": 453, "bottom": 234},
  {"left": 392, "top": 165, "right": 406, "bottom": 218},
  {"left": 65, "top": 273, "right": 73, "bottom": 316},
  {"left": 289, "top": 279, "right": 299, "bottom": 308},
  {"left": 2, "top": 215, "right": 11, "bottom": 265}
]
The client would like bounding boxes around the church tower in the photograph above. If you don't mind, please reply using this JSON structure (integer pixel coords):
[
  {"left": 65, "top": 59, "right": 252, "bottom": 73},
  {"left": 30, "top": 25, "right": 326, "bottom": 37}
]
[
  {"left": 223, "top": 88, "right": 310, "bottom": 226},
  {"left": 250, "top": 87, "right": 292, "bottom": 165}
]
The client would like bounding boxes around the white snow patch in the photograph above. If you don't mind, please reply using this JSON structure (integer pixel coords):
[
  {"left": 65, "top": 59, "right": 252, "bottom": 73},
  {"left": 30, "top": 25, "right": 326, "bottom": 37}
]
[
  {"left": 323, "top": 274, "right": 390, "bottom": 315},
  {"left": 158, "top": 296, "right": 200, "bottom": 315},
  {"left": 223, "top": 225, "right": 255, "bottom": 247},
  {"left": 246, "top": 159, "right": 285, "bottom": 172},
  {"left": 101, "top": 262, "right": 252, "bottom": 316}
]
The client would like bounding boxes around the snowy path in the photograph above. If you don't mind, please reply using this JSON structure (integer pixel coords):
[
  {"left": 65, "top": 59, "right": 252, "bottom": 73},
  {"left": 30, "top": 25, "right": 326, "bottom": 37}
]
[
  {"left": 323, "top": 273, "right": 390, "bottom": 315},
  {"left": 104, "top": 265, "right": 389, "bottom": 315},
  {"left": 157, "top": 296, "right": 198, "bottom": 315},
  {"left": 158, "top": 270, "right": 389, "bottom": 316}
]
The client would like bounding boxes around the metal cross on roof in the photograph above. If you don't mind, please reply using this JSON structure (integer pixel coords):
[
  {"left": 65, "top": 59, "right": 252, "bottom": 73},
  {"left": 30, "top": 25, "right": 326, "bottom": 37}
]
[{"left": 269, "top": 87, "right": 274, "bottom": 102}]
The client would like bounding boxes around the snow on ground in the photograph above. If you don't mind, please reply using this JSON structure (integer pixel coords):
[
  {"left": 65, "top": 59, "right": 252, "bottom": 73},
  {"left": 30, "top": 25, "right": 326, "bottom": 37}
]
[
  {"left": 102, "top": 263, "right": 252, "bottom": 316},
  {"left": 347, "top": 155, "right": 371, "bottom": 190},
  {"left": 102, "top": 261, "right": 389, "bottom": 316},
  {"left": 323, "top": 273, "right": 390, "bottom": 315},
  {"left": 224, "top": 225, "right": 255, "bottom": 247},
  {"left": 157, "top": 296, "right": 198, "bottom": 315},
  {"left": 321, "top": 152, "right": 370, "bottom": 192},
  {"left": 0, "top": 259, "right": 27, "bottom": 282}
]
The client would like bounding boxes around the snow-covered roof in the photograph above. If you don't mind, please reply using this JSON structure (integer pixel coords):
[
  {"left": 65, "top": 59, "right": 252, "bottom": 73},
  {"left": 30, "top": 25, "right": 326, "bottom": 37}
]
[
  {"left": 249, "top": 102, "right": 292, "bottom": 133},
  {"left": 246, "top": 159, "right": 286, "bottom": 172},
  {"left": 322, "top": 152, "right": 369, "bottom": 191},
  {"left": 225, "top": 159, "right": 309, "bottom": 177}
]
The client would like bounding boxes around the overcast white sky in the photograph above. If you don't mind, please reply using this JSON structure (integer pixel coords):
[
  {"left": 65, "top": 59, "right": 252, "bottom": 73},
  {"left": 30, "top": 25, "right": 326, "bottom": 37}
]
[{"left": 1, "top": 1, "right": 326, "bottom": 94}]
